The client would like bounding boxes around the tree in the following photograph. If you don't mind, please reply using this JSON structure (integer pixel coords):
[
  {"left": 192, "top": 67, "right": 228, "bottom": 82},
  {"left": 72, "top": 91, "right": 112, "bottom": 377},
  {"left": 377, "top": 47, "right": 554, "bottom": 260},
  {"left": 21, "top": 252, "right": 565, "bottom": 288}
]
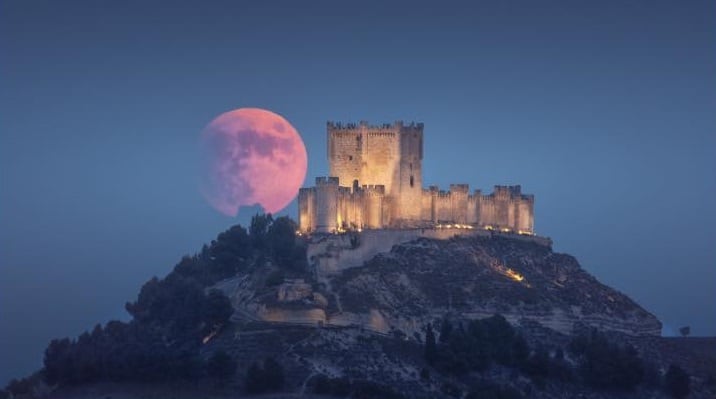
[
  {"left": 439, "top": 318, "right": 453, "bottom": 344},
  {"left": 5, "top": 378, "right": 32, "bottom": 397},
  {"left": 263, "top": 357, "right": 285, "bottom": 390},
  {"left": 679, "top": 326, "right": 691, "bottom": 337},
  {"left": 664, "top": 364, "right": 690, "bottom": 399},
  {"left": 44, "top": 338, "right": 73, "bottom": 385},
  {"left": 249, "top": 213, "right": 273, "bottom": 249},
  {"left": 267, "top": 216, "right": 298, "bottom": 267},
  {"left": 569, "top": 329, "right": 644, "bottom": 391},
  {"left": 425, "top": 323, "right": 437, "bottom": 365},
  {"left": 245, "top": 362, "right": 264, "bottom": 393},
  {"left": 207, "top": 350, "right": 237, "bottom": 381},
  {"left": 203, "top": 289, "right": 233, "bottom": 328},
  {"left": 245, "top": 357, "right": 284, "bottom": 394}
]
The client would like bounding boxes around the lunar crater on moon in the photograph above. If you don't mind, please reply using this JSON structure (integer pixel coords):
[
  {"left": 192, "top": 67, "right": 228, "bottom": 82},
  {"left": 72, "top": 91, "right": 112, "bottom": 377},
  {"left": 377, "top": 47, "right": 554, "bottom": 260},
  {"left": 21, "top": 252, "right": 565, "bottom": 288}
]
[{"left": 200, "top": 108, "right": 307, "bottom": 217}]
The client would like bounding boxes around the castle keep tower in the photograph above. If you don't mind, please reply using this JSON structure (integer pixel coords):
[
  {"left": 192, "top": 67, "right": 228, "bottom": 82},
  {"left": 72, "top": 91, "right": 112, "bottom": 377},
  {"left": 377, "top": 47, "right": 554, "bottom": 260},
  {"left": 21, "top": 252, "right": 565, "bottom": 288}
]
[
  {"left": 327, "top": 121, "right": 423, "bottom": 223},
  {"left": 298, "top": 121, "right": 535, "bottom": 234}
]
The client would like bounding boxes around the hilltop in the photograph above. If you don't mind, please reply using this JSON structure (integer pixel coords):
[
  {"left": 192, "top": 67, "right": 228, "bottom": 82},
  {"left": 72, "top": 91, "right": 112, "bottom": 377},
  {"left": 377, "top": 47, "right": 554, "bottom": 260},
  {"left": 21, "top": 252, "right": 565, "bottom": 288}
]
[{"left": 3, "top": 215, "right": 714, "bottom": 399}]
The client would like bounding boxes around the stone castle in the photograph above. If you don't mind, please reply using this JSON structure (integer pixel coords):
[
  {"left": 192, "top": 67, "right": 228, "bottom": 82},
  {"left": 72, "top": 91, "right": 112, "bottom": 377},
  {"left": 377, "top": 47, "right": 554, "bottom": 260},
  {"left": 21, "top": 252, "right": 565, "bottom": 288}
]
[{"left": 298, "top": 121, "right": 535, "bottom": 234}]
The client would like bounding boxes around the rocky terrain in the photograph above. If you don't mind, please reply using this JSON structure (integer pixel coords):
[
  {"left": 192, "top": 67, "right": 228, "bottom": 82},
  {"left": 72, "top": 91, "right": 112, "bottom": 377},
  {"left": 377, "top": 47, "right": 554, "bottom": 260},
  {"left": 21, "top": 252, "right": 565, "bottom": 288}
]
[
  {"left": 220, "top": 231, "right": 662, "bottom": 338},
  {"left": 4, "top": 221, "right": 714, "bottom": 399}
]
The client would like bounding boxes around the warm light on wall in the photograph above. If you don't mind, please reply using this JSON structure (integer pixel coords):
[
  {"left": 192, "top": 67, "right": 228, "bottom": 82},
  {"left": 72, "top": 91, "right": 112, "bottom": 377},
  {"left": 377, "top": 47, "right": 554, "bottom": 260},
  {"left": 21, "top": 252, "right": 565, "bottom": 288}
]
[
  {"left": 505, "top": 268, "right": 524, "bottom": 282},
  {"left": 436, "top": 223, "right": 475, "bottom": 229}
]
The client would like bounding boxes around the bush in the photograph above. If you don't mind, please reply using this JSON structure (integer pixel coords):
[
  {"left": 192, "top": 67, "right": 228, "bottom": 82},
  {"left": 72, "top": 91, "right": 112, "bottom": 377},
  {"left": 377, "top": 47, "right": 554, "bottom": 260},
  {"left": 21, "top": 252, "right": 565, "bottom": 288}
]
[
  {"left": 309, "top": 375, "right": 351, "bottom": 396},
  {"left": 569, "top": 329, "right": 644, "bottom": 391},
  {"left": 245, "top": 357, "right": 284, "bottom": 394},
  {"left": 432, "top": 314, "right": 528, "bottom": 375},
  {"left": 309, "top": 375, "right": 404, "bottom": 398},
  {"left": 466, "top": 380, "right": 523, "bottom": 399},
  {"left": 424, "top": 323, "right": 437, "bottom": 365},
  {"left": 352, "top": 380, "right": 405, "bottom": 399},
  {"left": 206, "top": 350, "right": 237, "bottom": 381},
  {"left": 664, "top": 364, "right": 690, "bottom": 399},
  {"left": 203, "top": 289, "right": 234, "bottom": 329},
  {"left": 266, "top": 269, "right": 285, "bottom": 287},
  {"left": 5, "top": 378, "right": 32, "bottom": 397},
  {"left": 420, "top": 367, "right": 430, "bottom": 380}
]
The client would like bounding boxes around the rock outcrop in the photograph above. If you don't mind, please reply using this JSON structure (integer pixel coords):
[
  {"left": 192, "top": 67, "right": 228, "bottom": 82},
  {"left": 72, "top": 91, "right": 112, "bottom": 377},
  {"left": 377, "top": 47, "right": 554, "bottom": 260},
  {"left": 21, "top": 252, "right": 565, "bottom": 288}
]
[{"left": 217, "top": 232, "right": 661, "bottom": 338}]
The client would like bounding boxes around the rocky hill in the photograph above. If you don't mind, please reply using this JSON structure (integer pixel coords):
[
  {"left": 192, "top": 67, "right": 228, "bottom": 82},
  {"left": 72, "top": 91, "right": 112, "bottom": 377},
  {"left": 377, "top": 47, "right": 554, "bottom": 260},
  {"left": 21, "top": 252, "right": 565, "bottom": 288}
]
[
  {"left": 4, "top": 219, "right": 714, "bottom": 399},
  {"left": 221, "top": 231, "right": 661, "bottom": 339}
]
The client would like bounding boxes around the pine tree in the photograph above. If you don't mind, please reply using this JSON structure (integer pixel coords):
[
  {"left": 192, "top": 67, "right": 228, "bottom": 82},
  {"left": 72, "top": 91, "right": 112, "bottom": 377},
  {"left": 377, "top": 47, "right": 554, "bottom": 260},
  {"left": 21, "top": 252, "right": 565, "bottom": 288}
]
[{"left": 425, "top": 323, "right": 437, "bottom": 365}]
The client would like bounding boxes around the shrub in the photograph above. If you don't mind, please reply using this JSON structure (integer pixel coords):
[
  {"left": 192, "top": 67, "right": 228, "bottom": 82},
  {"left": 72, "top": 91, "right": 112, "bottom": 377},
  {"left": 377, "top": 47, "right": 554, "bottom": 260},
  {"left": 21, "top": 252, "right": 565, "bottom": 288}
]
[
  {"left": 206, "top": 350, "right": 237, "bottom": 381},
  {"left": 466, "top": 380, "right": 523, "bottom": 399},
  {"left": 245, "top": 357, "right": 284, "bottom": 394},
  {"left": 266, "top": 269, "right": 285, "bottom": 287},
  {"left": 664, "top": 364, "right": 690, "bottom": 399},
  {"left": 569, "top": 329, "right": 644, "bottom": 391}
]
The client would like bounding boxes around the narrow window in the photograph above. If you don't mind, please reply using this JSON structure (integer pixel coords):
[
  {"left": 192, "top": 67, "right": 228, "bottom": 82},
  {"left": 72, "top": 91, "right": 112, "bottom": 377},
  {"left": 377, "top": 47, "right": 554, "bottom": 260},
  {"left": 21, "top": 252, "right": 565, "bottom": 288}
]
[
  {"left": 349, "top": 155, "right": 353, "bottom": 161},
  {"left": 410, "top": 175, "right": 414, "bottom": 187}
]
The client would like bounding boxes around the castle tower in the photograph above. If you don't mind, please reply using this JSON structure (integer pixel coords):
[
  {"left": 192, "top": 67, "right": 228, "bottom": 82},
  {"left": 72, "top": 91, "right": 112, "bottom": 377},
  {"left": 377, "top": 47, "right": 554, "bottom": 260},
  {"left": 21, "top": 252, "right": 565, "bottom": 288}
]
[
  {"left": 298, "top": 187, "right": 315, "bottom": 232},
  {"left": 327, "top": 121, "right": 423, "bottom": 224},
  {"left": 314, "top": 177, "right": 339, "bottom": 233},
  {"left": 396, "top": 122, "right": 424, "bottom": 222}
]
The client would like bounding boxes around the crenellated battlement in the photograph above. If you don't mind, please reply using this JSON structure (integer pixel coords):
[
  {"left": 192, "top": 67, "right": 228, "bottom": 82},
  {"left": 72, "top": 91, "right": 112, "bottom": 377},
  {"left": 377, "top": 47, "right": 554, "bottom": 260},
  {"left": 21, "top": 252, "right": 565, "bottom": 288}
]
[
  {"left": 362, "top": 184, "right": 386, "bottom": 193},
  {"left": 300, "top": 121, "right": 534, "bottom": 234},
  {"left": 315, "top": 176, "right": 339, "bottom": 186},
  {"left": 449, "top": 184, "right": 470, "bottom": 193},
  {"left": 327, "top": 120, "right": 424, "bottom": 131}
]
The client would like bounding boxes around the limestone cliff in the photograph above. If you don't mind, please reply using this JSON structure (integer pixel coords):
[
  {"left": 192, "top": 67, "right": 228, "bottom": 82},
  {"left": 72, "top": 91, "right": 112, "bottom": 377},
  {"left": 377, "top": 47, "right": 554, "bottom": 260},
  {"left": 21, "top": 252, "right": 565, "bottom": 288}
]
[{"left": 216, "top": 232, "right": 661, "bottom": 339}]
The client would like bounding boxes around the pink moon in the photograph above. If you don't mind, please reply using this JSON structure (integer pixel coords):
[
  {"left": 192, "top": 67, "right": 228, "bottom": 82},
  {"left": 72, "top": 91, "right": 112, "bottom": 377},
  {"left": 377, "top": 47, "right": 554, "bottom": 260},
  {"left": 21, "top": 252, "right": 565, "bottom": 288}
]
[{"left": 200, "top": 108, "right": 307, "bottom": 216}]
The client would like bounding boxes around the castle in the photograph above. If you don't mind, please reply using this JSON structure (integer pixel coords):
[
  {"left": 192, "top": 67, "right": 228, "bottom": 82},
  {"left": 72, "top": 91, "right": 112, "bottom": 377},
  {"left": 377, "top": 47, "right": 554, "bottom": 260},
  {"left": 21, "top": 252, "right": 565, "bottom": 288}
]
[{"left": 298, "top": 121, "right": 535, "bottom": 234}]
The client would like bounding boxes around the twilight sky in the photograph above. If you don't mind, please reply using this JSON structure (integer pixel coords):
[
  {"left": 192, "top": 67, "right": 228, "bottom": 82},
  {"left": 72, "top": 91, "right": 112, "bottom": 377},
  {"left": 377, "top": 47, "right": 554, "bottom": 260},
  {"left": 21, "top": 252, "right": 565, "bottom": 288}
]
[{"left": 1, "top": 0, "right": 715, "bottom": 385}]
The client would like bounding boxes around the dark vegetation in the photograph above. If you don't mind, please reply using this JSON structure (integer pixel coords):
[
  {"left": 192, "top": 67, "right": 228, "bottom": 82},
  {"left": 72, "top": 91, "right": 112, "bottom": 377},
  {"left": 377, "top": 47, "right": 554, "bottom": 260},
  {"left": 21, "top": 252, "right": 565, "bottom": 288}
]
[
  {"left": 308, "top": 374, "right": 405, "bottom": 399},
  {"left": 18, "top": 214, "right": 303, "bottom": 392},
  {"left": 664, "top": 364, "right": 691, "bottom": 399},
  {"left": 3, "top": 216, "right": 700, "bottom": 398},
  {"left": 568, "top": 328, "right": 644, "bottom": 390},
  {"left": 429, "top": 315, "right": 530, "bottom": 375},
  {"left": 206, "top": 350, "right": 237, "bottom": 381},
  {"left": 424, "top": 316, "right": 690, "bottom": 397},
  {"left": 244, "top": 357, "right": 285, "bottom": 394}
]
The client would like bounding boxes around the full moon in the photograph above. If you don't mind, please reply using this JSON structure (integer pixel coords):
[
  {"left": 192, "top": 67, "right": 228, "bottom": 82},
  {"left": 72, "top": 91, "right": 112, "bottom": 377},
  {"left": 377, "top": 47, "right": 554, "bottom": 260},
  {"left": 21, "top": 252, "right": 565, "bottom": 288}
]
[{"left": 200, "top": 108, "right": 307, "bottom": 216}]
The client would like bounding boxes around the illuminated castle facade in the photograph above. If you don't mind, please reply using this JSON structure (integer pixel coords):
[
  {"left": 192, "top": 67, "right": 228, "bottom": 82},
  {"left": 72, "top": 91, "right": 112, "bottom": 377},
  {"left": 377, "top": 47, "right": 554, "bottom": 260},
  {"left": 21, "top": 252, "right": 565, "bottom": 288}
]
[{"left": 298, "top": 121, "right": 535, "bottom": 234}]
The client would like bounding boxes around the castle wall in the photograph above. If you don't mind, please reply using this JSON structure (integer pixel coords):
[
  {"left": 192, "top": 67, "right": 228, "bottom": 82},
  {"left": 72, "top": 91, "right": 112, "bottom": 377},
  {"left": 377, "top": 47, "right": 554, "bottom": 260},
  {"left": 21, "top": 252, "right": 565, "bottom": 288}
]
[
  {"left": 421, "top": 189, "right": 435, "bottom": 222},
  {"left": 479, "top": 196, "right": 495, "bottom": 226},
  {"left": 315, "top": 177, "right": 339, "bottom": 233},
  {"left": 363, "top": 185, "right": 385, "bottom": 229},
  {"left": 467, "top": 193, "right": 479, "bottom": 224},
  {"left": 298, "top": 188, "right": 315, "bottom": 232},
  {"left": 435, "top": 192, "right": 451, "bottom": 222},
  {"left": 347, "top": 189, "right": 364, "bottom": 230},
  {"left": 449, "top": 184, "right": 469, "bottom": 224}
]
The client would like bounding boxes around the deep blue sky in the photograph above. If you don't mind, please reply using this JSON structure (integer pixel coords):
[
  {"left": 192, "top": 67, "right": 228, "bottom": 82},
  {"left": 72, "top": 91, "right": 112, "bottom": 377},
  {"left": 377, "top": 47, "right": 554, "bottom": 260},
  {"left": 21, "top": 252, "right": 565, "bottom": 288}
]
[{"left": 1, "top": 0, "right": 715, "bottom": 385}]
